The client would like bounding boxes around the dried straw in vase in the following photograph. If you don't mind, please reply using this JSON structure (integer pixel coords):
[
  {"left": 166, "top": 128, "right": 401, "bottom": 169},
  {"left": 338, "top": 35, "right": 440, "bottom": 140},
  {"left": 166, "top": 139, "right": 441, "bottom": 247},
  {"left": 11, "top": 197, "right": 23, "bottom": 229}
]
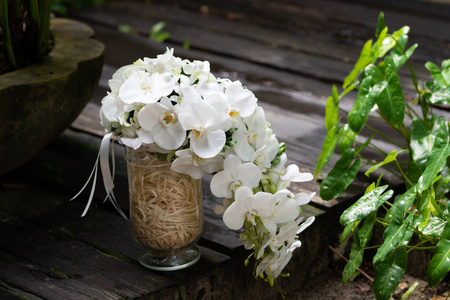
[{"left": 128, "top": 154, "right": 202, "bottom": 250}]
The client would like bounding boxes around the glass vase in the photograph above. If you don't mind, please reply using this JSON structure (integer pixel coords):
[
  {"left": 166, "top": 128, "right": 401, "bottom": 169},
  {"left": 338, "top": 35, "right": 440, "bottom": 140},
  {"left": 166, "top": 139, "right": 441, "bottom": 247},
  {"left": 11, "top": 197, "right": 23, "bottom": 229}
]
[{"left": 125, "top": 146, "right": 203, "bottom": 271}]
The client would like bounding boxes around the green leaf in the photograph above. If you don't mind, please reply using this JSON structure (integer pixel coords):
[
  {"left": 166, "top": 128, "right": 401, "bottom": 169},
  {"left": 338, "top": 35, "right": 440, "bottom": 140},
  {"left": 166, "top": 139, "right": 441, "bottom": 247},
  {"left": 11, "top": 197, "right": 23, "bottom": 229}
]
[
  {"left": 391, "top": 42, "right": 418, "bottom": 70},
  {"left": 340, "top": 185, "right": 392, "bottom": 226},
  {"left": 410, "top": 118, "right": 434, "bottom": 172},
  {"left": 118, "top": 24, "right": 134, "bottom": 34},
  {"left": 365, "top": 149, "right": 404, "bottom": 177},
  {"left": 341, "top": 221, "right": 357, "bottom": 242},
  {"left": 364, "top": 64, "right": 385, "bottom": 83},
  {"left": 429, "top": 86, "right": 450, "bottom": 105},
  {"left": 375, "top": 12, "right": 386, "bottom": 38},
  {"left": 348, "top": 76, "right": 376, "bottom": 133},
  {"left": 427, "top": 215, "right": 450, "bottom": 287},
  {"left": 375, "top": 27, "right": 389, "bottom": 58},
  {"left": 0, "top": 1, "right": 17, "bottom": 68},
  {"left": 377, "top": 26, "right": 410, "bottom": 60},
  {"left": 426, "top": 61, "right": 448, "bottom": 87},
  {"left": 373, "top": 248, "right": 407, "bottom": 300},
  {"left": 320, "top": 148, "right": 361, "bottom": 200},
  {"left": 325, "top": 95, "right": 339, "bottom": 132},
  {"left": 339, "top": 124, "right": 358, "bottom": 154},
  {"left": 372, "top": 56, "right": 406, "bottom": 129},
  {"left": 418, "top": 122, "right": 450, "bottom": 193},
  {"left": 436, "top": 166, "right": 450, "bottom": 200},
  {"left": 373, "top": 209, "right": 415, "bottom": 266},
  {"left": 343, "top": 39, "right": 373, "bottom": 89},
  {"left": 442, "top": 59, "right": 450, "bottom": 84},
  {"left": 388, "top": 186, "right": 417, "bottom": 221},
  {"left": 315, "top": 118, "right": 341, "bottom": 178},
  {"left": 150, "top": 21, "right": 170, "bottom": 43},
  {"left": 421, "top": 217, "right": 447, "bottom": 239},
  {"left": 342, "top": 212, "right": 377, "bottom": 284}
]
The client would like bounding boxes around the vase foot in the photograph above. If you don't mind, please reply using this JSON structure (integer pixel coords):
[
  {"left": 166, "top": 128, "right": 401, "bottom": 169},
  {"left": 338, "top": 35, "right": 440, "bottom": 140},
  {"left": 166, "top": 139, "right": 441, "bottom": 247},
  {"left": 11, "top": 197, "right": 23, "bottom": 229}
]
[{"left": 138, "top": 245, "right": 201, "bottom": 271}]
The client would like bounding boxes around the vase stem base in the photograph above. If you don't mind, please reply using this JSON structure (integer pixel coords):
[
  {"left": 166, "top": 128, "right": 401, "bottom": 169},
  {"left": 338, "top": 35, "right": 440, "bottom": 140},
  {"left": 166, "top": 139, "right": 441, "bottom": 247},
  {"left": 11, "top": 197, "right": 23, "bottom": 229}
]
[{"left": 139, "top": 245, "right": 201, "bottom": 271}]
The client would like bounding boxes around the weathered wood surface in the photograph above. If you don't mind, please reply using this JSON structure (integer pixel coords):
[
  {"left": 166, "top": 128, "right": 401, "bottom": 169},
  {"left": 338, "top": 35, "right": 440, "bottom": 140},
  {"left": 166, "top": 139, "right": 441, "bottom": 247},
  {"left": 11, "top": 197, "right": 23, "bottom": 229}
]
[{"left": 1, "top": 0, "right": 450, "bottom": 299}]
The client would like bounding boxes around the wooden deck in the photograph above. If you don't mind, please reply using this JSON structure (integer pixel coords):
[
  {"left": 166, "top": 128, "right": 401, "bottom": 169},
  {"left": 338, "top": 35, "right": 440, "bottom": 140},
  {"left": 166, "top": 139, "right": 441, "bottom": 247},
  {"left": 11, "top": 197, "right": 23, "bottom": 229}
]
[{"left": 1, "top": 0, "right": 450, "bottom": 299}]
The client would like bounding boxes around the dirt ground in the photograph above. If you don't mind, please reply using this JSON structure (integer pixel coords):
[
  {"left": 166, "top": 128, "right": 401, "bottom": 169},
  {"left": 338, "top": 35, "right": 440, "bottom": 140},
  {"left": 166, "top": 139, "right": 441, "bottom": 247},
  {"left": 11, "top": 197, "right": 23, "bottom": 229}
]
[{"left": 292, "top": 264, "right": 450, "bottom": 300}]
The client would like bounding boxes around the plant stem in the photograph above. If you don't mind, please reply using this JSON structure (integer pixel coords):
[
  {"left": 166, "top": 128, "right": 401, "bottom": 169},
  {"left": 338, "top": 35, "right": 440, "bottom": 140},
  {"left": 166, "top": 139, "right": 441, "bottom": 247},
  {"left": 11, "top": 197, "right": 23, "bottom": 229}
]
[
  {"left": 328, "top": 245, "right": 374, "bottom": 282},
  {"left": 0, "top": 0, "right": 17, "bottom": 68},
  {"left": 394, "top": 159, "right": 414, "bottom": 186},
  {"left": 365, "top": 123, "right": 404, "bottom": 148}
]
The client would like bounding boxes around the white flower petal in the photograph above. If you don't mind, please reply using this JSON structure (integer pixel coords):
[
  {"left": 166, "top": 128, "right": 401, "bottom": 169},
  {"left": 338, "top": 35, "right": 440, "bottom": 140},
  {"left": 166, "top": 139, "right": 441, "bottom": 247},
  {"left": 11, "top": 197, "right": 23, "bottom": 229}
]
[
  {"left": 210, "top": 170, "right": 234, "bottom": 198},
  {"left": 191, "top": 129, "right": 226, "bottom": 158}
]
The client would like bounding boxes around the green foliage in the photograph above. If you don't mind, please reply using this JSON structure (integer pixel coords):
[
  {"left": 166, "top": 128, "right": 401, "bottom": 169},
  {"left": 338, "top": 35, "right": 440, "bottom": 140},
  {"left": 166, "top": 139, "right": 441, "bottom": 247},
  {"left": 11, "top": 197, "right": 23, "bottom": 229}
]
[
  {"left": 150, "top": 21, "right": 170, "bottom": 43},
  {"left": 316, "top": 12, "right": 450, "bottom": 299},
  {"left": 0, "top": 0, "right": 51, "bottom": 73}
]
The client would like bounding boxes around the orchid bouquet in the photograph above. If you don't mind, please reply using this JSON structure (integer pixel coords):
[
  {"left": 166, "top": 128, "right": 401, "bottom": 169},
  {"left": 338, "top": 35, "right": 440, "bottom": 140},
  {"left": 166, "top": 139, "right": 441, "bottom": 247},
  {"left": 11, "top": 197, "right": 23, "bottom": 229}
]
[{"left": 98, "top": 48, "right": 315, "bottom": 285}]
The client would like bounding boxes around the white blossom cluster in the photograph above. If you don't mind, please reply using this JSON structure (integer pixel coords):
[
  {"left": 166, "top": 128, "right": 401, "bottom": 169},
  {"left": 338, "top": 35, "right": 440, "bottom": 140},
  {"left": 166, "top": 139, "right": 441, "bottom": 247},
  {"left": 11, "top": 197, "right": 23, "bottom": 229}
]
[{"left": 100, "top": 48, "right": 315, "bottom": 283}]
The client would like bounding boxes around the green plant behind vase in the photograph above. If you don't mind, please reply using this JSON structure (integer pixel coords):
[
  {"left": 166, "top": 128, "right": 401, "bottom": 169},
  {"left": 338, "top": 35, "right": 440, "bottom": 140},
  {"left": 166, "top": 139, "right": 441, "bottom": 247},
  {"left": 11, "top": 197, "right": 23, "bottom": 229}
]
[
  {"left": 316, "top": 12, "right": 450, "bottom": 300},
  {"left": 0, "top": 0, "right": 51, "bottom": 74}
]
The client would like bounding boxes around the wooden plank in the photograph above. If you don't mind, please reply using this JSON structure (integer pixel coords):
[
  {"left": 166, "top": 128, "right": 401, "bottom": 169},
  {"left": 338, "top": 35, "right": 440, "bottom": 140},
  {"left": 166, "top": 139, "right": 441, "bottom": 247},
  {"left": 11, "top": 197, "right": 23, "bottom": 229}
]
[{"left": 0, "top": 173, "right": 234, "bottom": 299}]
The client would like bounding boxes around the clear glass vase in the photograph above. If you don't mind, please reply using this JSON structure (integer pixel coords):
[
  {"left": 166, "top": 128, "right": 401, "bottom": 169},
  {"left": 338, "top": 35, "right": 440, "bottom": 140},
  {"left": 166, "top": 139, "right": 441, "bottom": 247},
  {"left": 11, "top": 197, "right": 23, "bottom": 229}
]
[{"left": 125, "top": 146, "right": 203, "bottom": 271}]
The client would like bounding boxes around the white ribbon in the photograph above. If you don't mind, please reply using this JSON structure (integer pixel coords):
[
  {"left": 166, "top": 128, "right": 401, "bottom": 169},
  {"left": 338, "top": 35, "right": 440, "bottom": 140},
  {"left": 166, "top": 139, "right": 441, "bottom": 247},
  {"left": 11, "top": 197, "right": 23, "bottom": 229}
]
[{"left": 71, "top": 133, "right": 128, "bottom": 220}]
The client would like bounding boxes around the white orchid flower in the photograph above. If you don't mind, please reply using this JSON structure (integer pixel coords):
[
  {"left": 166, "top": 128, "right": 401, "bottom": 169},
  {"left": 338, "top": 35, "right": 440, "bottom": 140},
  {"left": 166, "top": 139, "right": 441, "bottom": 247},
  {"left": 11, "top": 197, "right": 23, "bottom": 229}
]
[
  {"left": 108, "top": 64, "right": 139, "bottom": 94},
  {"left": 119, "top": 71, "right": 175, "bottom": 104},
  {"left": 232, "top": 107, "right": 267, "bottom": 161},
  {"left": 178, "top": 101, "right": 232, "bottom": 158},
  {"left": 250, "top": 134, "right": 279, "bottom": 171},
  {"left": 267, "top": 153, "right": 287, "bottom": 184},
  {"left": 257, "top": 216, "right": 315, "bottom": 259},
  {"left": 119, "top": 137, "right": 142, "bottom": 150},
  {"left": 294, "top": 192, "right": 315, "bottom": 206},
  {"left": 224, "top": 81, "right": 257, "bottom": 118},
  {"left": 178, "top": 84, "right": 203, "bottom": 106},
  {"left": 182, "top": 60, "right": 213, "bottom": 84},
  {"left": 277, "top": 164, "right": 314, "bottom": 190},
  {"left": 137, "top": 97, "right": 186, "bottom": 150},
  {"left": 171, "top": 148, "right": 224, "bottom": 179},
  {"left": 281, "top": 164, "right": 314, "bottom": 182},
  {"left": 260, "top": 190, "right": 300, "bottom": 235},
  {"left": 223, "top": 186, "right": 273, "bottom": 230},
  {"left": 256, "top": 239, "right": 303, "bottom": 279},
  {"left": 138, "top": 48, "right": 183, "bottom": 74},
  {"left": 223, "top": 187, "right": 298, "bottom": 234},
  {"left": 99, "top": 93, "right": 122, "bottom": 131},
  {"left": 210, "top": 154, "right": 263, "bottom": 198}
]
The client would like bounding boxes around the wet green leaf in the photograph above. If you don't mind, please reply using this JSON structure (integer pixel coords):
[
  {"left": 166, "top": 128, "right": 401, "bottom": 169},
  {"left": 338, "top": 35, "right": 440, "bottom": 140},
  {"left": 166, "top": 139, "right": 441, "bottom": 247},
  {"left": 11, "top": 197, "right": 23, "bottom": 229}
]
[
  {"left": 418, "top": 122, "right": 450, "bottom": 193},
  {"left": 373, "top": 210, "right": 415, "bottom": 266},
  {"left": 343, "top": 212, "right": 377, "bottom": 284},
  {"left": 410, "top": 118, "right": 434, "bottom": 172},
  {"left": 320, "top": 148, "right": 361, "bottom": 200},
  {"left": 364, "top": 64, "right": 385, "bottom": 84},
  {"left": 429, "top": 86, "right": 450, "bottom": 105},
  {"left": 372, "top": 56, "right": 405, "bottom": 129},
  {"left": 374, "top": 248, "right": 407, "bottom": 300},
  {"left": 340, "top": 185, "right": 392, "bottom": 226},
  {"left": 375, "top": 12, "right": 386, "bottom": 38},
  {"left": 365, "top": 149, "right": 404, "bottom": 177},
  {"left": 421, "top": 217, "right": 447, "bottom": 239},
  {"left": 315, "top": 118, "right": 341, "bottom": 178},
  {"left": 339, "top": 124, "right": 358, "bottom": 154},
  {"left": 427, "top": 215, "right": 450, "bottom": 287},
  {"left": 426, "top": 61, "right": 448, "bottom": 87},
  {"left": 343, "top": 39, "right": 373, "bottom": 89},
  {"left": 341, "top": 221, "right": 357, "bottom": 242},
  {"left": 325, "top": 95, "right": 339, "bottom": 132},
  {"left": 348, "top": 76, "right": 376, "bottom": 133}
]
